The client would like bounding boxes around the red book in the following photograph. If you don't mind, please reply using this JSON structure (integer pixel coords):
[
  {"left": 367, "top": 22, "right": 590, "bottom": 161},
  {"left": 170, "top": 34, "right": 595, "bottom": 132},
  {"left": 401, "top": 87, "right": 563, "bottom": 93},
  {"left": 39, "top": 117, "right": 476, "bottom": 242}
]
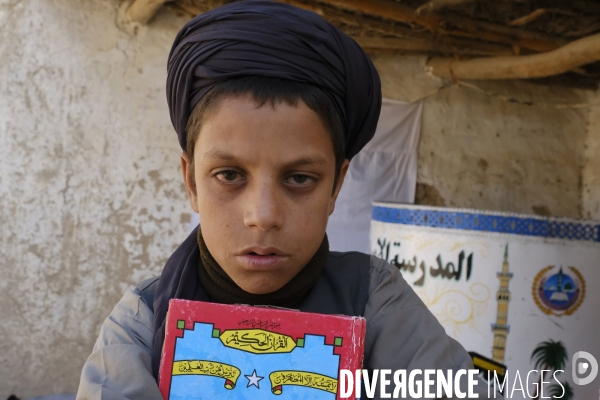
[{"left": 159, "top": 299, "right": 366, "bottom": 399}]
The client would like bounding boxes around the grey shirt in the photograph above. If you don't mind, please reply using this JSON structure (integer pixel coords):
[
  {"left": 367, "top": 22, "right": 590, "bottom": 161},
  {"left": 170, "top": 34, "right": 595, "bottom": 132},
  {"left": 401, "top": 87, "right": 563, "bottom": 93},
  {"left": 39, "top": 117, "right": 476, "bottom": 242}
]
[{"left": 77, "top": 256, "right": 496, "bottom": 399}]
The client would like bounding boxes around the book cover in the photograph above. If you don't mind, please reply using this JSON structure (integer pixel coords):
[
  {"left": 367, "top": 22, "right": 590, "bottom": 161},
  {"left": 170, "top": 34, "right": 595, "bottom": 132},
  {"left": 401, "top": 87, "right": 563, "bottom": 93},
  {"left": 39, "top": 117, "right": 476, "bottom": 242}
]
[{"left": 159, "top": 299, "right": 366, "bottom": 399}]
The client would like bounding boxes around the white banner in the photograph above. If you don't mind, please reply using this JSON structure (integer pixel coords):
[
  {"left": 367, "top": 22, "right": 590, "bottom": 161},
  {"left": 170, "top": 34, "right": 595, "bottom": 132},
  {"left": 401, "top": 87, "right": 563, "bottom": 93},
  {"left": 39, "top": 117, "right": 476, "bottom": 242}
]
[{"left": 371, "top": 203, "right": 599, "bottom": 399}]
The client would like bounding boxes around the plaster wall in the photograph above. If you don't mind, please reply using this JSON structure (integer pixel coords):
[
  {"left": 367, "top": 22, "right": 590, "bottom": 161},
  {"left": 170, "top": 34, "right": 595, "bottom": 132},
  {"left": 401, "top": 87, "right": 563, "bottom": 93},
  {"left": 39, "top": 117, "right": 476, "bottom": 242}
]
[
  {"left": 582, "top": 90, "right": 600, "bottom": 220},
  {"left": 0, "top": 0, "right": 191, "bottom": 397},
  {"left": 0, "top": 1, "right": 597, "bottom": 397},
  {"left": 372, "top": 55, "right": 590, "bottom": 219}
]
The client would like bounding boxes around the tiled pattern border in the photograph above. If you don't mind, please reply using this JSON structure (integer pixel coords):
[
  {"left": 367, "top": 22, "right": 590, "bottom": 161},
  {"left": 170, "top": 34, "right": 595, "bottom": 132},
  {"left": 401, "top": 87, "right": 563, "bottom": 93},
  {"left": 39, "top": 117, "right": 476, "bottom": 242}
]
[{"left": 372, "top": 205, "right": 600, "bottom": 242}]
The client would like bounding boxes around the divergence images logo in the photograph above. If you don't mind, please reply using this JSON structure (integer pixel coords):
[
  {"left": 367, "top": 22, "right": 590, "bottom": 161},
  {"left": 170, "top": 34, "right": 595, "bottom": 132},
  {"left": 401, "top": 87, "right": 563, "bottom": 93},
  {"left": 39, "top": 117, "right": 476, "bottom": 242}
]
[{"left": 572, "top": 351, "right": 598, "bottom": 386}]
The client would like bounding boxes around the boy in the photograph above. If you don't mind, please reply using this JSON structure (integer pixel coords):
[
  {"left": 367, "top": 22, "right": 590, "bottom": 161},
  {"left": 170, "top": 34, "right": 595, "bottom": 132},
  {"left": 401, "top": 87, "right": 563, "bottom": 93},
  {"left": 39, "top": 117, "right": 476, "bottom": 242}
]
[{"left": 77, "top": 1, "right": 489, "bottom": 399}]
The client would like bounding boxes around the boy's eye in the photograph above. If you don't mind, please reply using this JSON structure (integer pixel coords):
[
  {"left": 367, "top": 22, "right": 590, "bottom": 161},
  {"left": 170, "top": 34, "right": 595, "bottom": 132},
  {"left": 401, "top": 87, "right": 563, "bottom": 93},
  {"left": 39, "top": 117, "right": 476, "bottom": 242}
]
[
  {"left": 215, "top": 170, "right": 245, "bottom": 183},
  {"left": 284, "top": 174, "right": 315, "bottom": 187}
]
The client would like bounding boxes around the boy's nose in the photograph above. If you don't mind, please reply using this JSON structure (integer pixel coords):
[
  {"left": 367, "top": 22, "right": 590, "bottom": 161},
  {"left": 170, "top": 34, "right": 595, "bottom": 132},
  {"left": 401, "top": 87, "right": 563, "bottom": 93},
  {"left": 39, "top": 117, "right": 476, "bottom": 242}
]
[{"left": 243, "top": 182, "right": 283, "bottom": 231}]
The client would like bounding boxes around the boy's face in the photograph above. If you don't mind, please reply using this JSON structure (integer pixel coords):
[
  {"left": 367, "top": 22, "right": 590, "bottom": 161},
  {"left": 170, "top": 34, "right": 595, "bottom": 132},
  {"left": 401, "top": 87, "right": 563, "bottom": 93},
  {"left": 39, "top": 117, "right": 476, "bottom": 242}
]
[{"left": 181, "top": 96, "right": 349, "bottom": 294}]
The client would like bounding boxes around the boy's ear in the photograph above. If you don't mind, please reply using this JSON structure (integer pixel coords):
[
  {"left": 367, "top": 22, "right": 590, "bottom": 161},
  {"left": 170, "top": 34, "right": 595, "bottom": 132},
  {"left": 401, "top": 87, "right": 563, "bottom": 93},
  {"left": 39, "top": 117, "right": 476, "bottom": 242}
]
[
  {"left": 180, "top": 152, "right": 200, "bottom": 214},
  {"left": 328, "top": 159, "right": 350, "bottom": 216}
]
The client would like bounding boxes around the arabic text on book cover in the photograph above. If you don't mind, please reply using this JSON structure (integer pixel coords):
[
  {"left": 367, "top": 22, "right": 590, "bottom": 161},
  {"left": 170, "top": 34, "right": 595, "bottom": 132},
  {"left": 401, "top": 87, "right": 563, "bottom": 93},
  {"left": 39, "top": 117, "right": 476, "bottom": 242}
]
[{"left": 159, "top": 299, "right": 366, "bottom": 400}]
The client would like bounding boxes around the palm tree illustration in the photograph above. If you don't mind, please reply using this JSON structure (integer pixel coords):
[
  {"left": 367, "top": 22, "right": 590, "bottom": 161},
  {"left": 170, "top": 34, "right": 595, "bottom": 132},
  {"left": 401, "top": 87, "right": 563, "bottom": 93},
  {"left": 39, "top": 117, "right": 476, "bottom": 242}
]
[
  {"left": 530, "top": 340, "right": 568, "bottom": 400},
  {"left": 548, "top": 381, "right": 573, "bottom": 400}
]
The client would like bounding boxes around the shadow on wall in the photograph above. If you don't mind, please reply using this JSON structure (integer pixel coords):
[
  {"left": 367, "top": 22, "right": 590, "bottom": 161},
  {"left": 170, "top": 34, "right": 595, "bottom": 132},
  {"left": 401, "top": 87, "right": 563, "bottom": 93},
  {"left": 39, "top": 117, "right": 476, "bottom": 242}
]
[{"left": 415, "top": 182, "right": 446, "bottom": 206}]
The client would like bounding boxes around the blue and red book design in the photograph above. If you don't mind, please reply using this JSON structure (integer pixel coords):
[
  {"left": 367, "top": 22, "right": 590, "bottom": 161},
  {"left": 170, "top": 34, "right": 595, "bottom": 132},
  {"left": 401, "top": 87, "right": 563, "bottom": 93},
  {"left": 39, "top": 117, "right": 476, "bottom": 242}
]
[{"left": 159, "top": 299, "right": 366, "bottom": 399}]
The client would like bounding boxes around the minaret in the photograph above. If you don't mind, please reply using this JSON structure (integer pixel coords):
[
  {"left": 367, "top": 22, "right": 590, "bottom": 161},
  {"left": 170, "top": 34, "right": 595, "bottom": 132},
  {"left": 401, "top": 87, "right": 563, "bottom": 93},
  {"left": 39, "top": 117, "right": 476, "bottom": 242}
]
[{"left": 491, "top": 244, "right": 513, "bottom": 364}]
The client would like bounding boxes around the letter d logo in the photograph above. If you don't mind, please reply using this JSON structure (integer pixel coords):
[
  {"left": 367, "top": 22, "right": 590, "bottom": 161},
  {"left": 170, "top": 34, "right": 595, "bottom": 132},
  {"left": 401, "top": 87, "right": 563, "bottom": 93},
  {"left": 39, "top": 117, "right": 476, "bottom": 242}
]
[{"left": 572, "top": 351, "right": 598, "bottom": 386}]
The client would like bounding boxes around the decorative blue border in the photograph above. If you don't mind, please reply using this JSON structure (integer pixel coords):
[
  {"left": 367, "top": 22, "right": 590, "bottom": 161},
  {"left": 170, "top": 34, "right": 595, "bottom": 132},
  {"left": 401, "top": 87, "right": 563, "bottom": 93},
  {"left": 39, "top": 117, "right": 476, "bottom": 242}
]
[{"left": 372, "top": 205, "right": 600, "bottom": 242}]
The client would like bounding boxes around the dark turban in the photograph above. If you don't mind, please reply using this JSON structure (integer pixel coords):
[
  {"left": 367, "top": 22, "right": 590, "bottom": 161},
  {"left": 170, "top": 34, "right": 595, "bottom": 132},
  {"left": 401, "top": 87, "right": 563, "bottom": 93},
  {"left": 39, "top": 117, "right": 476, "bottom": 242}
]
[{"left": 166, "top": 0, "right": 381, "bottom": 160}]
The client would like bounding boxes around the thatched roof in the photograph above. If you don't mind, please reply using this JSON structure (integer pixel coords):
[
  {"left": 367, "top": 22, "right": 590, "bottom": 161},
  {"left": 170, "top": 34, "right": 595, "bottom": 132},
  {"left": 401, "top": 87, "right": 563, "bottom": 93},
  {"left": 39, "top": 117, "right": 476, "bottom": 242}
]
[{"left": 126, "top": 0, "right": 600, "bottom": 89}]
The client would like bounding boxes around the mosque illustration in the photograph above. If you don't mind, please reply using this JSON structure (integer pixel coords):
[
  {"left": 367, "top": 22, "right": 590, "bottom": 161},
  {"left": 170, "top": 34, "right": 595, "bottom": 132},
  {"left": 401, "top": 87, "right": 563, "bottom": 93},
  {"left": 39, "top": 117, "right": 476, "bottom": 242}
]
[
  {"left": 491, "top": 245, "right": 513, "bottom": 364},
  {"left": 533, "top": 264, "right": 584, "bottom": 316},
  {"left": 546, "top": 268, "right": 572, "bottom": 302}
]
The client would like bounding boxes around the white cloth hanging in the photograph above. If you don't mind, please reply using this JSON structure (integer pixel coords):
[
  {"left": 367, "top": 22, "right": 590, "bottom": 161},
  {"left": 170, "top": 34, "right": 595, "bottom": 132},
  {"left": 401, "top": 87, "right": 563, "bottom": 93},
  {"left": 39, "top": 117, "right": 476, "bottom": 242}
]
[{"left": 327, "top": 98, "right": 423, "bottom": 253}]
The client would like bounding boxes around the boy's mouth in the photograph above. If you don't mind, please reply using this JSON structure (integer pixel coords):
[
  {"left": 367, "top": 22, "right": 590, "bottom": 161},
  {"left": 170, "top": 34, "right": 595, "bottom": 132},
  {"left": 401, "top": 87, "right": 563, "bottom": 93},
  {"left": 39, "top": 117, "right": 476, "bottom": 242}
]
[{"left": 236, "top": 247, "right": 289, "bottom": 270}]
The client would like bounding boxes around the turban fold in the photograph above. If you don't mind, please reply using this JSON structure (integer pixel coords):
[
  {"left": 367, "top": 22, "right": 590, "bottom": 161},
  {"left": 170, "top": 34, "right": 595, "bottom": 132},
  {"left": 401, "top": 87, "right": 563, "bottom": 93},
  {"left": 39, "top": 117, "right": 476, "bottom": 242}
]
[{"left": 166, "top": 0, "right": 382, "bottom": 160}]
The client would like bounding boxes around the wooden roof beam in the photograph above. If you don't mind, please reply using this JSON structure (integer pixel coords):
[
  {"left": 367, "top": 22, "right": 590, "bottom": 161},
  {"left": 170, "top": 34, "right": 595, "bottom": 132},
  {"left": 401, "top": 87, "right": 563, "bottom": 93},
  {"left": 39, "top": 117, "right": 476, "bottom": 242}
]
[
  {"left": 313, "top": 0, "right": 562, "bottom": 52},
  {"left": 125, "top": 0, "right": 174, "bottom": 25},
  {"left": 316, "top": 0, "right": 440, "bottom": 31},
  {"left": 168, "top": 0, "right": 214, "bottom": 16},
  {"left": 280, "top": 0, "right": 518, "bottom": 56},
  {"left": 355, "top": 36, "right": 512, "bottom": 56},
  {"left": 427, "top": 32, "right": 600, "bottom": 80},
  {"left": 357, "top": 35, "right": 514, "bottom": 57},
  {"left": 416, "top": 0, "right": 480, "bottom": 14}
]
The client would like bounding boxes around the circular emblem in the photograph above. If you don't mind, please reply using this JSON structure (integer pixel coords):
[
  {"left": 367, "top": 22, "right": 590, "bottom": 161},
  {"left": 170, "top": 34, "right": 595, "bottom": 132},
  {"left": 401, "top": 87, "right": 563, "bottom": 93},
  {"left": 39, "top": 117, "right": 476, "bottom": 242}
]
[{"left": 532, "top": 266, "right": 585, "bottom": 316}]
